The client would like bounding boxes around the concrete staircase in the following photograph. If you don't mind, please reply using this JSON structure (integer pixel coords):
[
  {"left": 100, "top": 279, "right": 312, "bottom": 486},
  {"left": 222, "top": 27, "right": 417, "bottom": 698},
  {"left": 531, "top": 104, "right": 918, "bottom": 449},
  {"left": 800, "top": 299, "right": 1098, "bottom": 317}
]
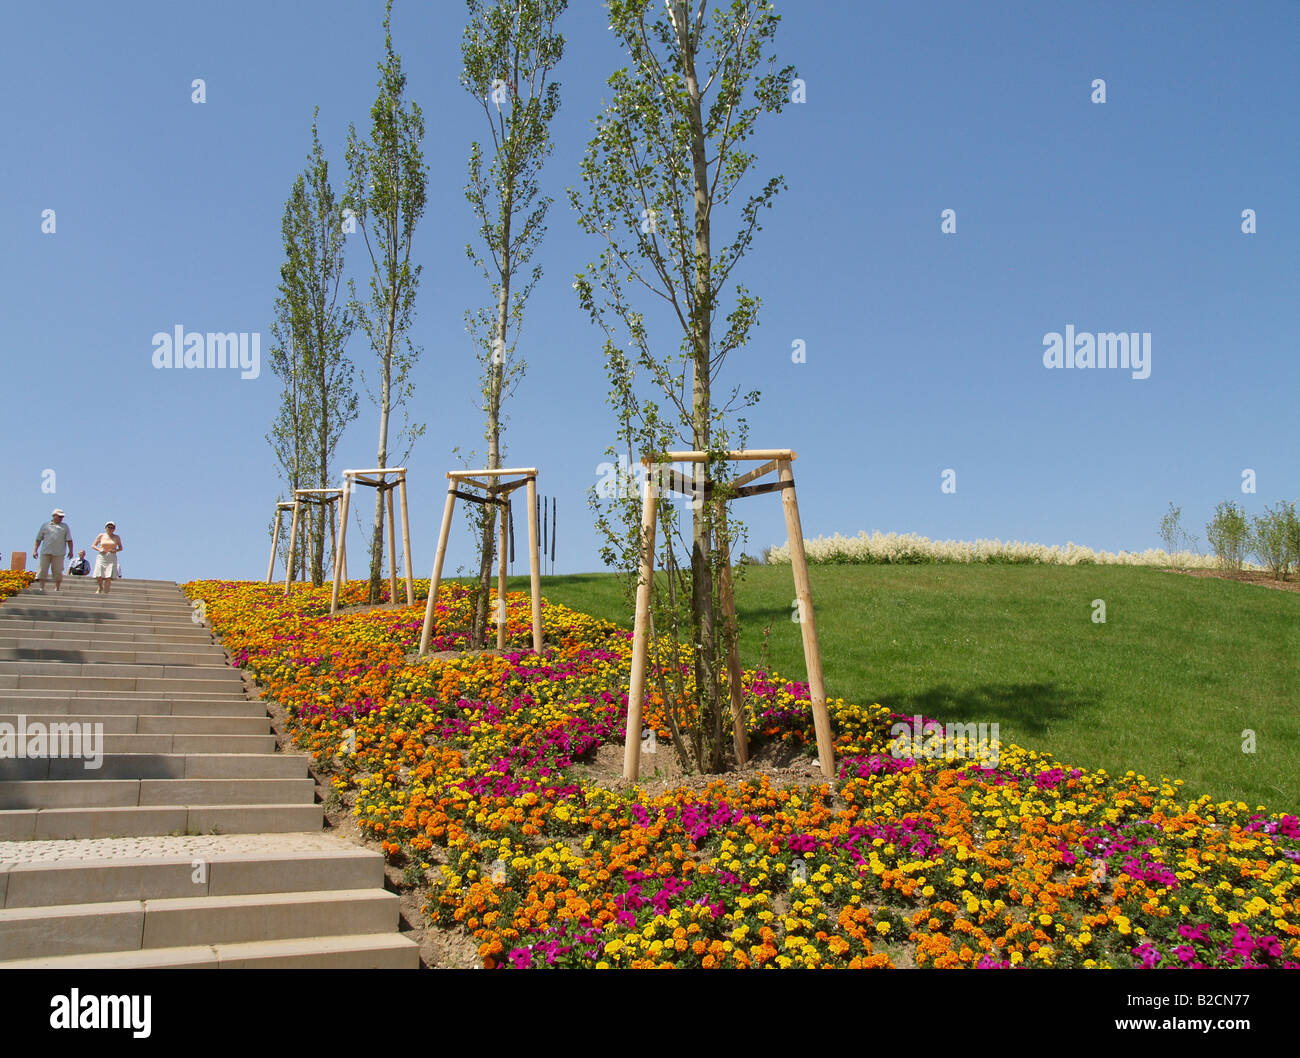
[{"left": 0, "top": 576, "right": 418, "bottom": 967}]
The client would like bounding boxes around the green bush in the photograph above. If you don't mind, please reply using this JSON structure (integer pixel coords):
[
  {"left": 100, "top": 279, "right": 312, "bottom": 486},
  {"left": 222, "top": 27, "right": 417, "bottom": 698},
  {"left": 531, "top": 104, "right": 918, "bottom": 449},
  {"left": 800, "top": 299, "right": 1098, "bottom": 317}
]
[
  {"left": 1250, "top": 501, "right": 1297, "bottom": 581},
  {"left": 1206, "top": 501, "right": 1250, "bottom": 572},
  {"left": 1287, "top": 503, "right": 1300, "bottom": 573}
]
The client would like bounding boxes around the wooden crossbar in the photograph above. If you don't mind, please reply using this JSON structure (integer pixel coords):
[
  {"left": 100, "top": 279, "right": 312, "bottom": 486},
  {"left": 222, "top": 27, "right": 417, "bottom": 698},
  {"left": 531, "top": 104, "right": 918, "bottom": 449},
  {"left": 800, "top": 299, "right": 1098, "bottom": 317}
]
[
  {"left": 643, "top": 450, "right": 795, "bottom": 464},
  {"left": 451, "top": 489, "right": 507, "bottom": 507},
  {"left": 447, "top": 467, "right": 538, "bottom": 479},
  {"left": 734, "top": 479, "right": 792, "bottom": 499},
  {"left": 731, "top": 458, "right": 780, "bottom": 489}
]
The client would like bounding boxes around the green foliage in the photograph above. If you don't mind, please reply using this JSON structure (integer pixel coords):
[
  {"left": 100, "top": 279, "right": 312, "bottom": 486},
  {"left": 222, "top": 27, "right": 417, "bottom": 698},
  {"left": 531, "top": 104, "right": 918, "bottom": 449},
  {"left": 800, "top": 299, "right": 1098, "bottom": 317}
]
[
  {"left": 460, "top": 0, "right": 567, "bottom": 647},
  {"left": 269, "top": 112, "right": 359, "bottom": 586},
  {"left": 570, "top": 0, "right": 795, "bottom": 773},
  {"left": 1156, "top": 502, "right": 1198, "bottom": 570},
  {"left": 1250, "top": 500, "right": 1297, "bottom": 581},
  {"left": 1206, "top": 501, "right": 1250, "bottom": 572},
  {"left": 345, "top": 0, "right": 429, "bottom": 603}
]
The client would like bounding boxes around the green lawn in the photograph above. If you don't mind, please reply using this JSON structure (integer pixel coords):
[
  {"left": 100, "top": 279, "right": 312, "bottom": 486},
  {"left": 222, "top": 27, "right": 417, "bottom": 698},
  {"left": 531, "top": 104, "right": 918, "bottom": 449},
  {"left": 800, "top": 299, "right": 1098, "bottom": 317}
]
[{"left": 459, "top": 564, "right": 1300, "bottom": 813}]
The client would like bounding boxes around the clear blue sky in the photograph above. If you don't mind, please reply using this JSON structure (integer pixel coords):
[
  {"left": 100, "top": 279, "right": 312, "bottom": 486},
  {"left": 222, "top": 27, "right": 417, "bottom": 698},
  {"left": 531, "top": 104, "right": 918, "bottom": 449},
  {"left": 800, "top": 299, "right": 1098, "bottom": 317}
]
[{"left": 2, "top": 0, "right": 1295, "bottom": 583}]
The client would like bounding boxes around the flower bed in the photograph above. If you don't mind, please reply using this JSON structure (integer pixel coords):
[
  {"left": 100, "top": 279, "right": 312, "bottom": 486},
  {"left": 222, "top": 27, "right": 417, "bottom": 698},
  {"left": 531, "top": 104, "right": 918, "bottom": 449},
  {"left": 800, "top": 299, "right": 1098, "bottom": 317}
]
[
  {"left": 0, "top": 571, "right": 35, "bottom": 601},
  {"left": 181, "top": 578, "right": 1300, "bottom": 969}
]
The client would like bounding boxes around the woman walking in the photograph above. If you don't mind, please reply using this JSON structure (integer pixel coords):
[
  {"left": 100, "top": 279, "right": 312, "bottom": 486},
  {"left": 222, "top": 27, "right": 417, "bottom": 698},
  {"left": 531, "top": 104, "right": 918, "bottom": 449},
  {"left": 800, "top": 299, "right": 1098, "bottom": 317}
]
[{"left": 92, "top": 521, "right": 123, "bottom": 594}]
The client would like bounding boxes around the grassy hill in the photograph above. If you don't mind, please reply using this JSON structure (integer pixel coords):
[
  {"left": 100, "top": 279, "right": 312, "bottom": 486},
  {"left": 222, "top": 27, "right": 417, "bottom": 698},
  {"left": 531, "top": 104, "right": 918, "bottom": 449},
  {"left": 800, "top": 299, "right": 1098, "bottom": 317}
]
[{"left": 469, "top": 564, "right": 1300, "bottom": 812}]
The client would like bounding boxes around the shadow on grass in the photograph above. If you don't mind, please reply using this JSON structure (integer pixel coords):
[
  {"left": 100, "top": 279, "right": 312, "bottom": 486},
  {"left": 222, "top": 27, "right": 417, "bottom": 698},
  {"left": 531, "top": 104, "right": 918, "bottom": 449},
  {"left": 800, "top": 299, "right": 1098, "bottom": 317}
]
[{"left": 876, "top": 681, "right": 1099, "bottom": 736}]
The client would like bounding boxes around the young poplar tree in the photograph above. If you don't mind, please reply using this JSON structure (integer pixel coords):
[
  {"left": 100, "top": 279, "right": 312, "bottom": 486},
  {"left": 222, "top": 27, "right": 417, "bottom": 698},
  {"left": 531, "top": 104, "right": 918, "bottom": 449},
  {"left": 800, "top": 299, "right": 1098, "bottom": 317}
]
[
  {"left": 572, "top": 0, "right": 795, "bottom": 772},
  {"left": 460, "top": 0, "right": 567, "bottom": 648},
  {"left": 279, "top": 113, "right": 358, "bottom": 585},
  {"left": 346, "top": 0, "right": 429, "bottom": 604},
  {"left": 267, "top": 297, "right": 316, "bottom": 584}
]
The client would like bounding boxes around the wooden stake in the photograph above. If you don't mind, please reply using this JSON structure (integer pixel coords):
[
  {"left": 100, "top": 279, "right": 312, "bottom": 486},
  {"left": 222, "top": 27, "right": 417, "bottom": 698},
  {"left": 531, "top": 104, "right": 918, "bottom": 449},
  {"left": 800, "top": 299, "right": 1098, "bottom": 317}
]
[
  {"left": 418, "top": 481, "right": 458, "bottom": 656},
  {"left": 266, "top": 507, "right": 283, "bottom": 583},
  {"left": 497, "top": 495, "right": 509, "bottom": 651},
  {"left": 622, "top": 473, "right": 659, "bottom": 780},
  {"left": 525, "top": 475, "right": 543, "bottom": 653},
  {"left": 283, "top": 499, "right": 302, "bottom": 597},
  {"left": 778, "top": 459, "right": 835, "bottom": 778},
  {"left": 715, "top": 503, "right": 749, "bottom": 765},
  {"left": 329, "top": 502, "right": 338, "bottom": 589},
  {"left": 398, "top": 476, "right": 414, "bottom": 605},
  {"left": 330, "top": 478, "right": 352, "bottom": 615},
  {"left": 386, "top": 484, "right": 398, "bottom": 606}
]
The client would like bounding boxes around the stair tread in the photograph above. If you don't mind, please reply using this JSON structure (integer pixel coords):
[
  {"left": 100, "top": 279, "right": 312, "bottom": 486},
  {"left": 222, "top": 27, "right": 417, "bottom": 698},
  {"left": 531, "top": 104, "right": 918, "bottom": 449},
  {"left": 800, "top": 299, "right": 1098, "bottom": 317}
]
[{"left": 0, "top": 932, "right": 419, "bottom": 969}]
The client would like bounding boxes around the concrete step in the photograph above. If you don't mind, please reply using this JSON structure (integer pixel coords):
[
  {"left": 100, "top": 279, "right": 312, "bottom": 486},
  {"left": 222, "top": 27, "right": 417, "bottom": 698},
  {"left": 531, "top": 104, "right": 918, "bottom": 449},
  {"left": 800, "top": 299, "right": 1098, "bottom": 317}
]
[
  {"left": 0, "top": 753, "right": 307, "bottom": 782},
  {"left": 104, "top": 734, "right": 278, "bottom": 753},
  {"left": 0, "top": 731, "right": 275, "bottom": 753},
  {"left": 25, "top": 577, "right": 185, "bottom": 588},
  {"left": 0, "top": 777, "right": 316, "bottom": 809},
  {"left": 0, "top": 696, "right": 265, "bottom": 715},
  {"left": 0, "top": 617, "right": 213, "bottom": 636},
  {"left": 0, "top": 888, "right": 400, "bottom": 960},
  {"left": 0, "top": 802, "right": 324, "bottom": 840},
  {"left": 0, "top": 621, "right": 214, "bottom": 643},
  {"left": 0, "top": 644, "right": 230, "bottom": 665},
  {"left": 1, "top": 660, "right": 241, "bottom": 681},
  {"left": 0, "top": 607, "right": 202, "bottom": 624},
  {"left": 0, "top": 839, "right": 383, "bottom": 907},
  {"left": 0, "top": 931, "right": 419, "bottom": 968},
  {"left": 0, "top": 713, "right": 272, "bottom": 739},
  {"left": 4, "top": 674, "right": 245, "bottom": 695}
]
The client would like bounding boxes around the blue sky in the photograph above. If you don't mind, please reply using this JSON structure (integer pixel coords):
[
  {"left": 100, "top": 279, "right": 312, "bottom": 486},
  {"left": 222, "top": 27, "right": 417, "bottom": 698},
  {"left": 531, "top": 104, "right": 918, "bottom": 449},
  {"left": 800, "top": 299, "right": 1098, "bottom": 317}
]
[{"left": 2, "top": 0, "right": 1295, "bottom": 583}]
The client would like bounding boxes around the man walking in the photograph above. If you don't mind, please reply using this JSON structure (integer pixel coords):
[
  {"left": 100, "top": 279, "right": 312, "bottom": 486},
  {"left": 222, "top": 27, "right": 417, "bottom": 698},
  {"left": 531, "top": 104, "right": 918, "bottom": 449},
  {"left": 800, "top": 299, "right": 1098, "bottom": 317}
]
[{"left": 33, "top": 509, "right": 74, "bottom": 593}]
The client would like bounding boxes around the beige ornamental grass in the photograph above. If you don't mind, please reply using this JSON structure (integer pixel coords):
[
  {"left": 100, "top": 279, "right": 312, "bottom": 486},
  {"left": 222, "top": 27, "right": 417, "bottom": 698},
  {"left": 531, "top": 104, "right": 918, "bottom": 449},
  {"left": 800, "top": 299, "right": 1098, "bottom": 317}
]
[{"left": 766, "top": 530, "right": 1235, "bottom": 568}]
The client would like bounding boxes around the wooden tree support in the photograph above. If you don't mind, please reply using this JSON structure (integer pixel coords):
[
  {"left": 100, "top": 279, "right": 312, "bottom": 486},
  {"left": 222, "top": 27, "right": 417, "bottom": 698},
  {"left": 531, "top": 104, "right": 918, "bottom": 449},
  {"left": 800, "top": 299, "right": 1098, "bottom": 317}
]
[
  {"left": 266, "top": 501, "right": 295, "bottom": 583},
  {"left": 283, "top": 488, "right": 346, "bottom": 596},
  {"left": 417, "top": 468, "right": 543, "bottom": 657},
  {"left": 622, "top": 449, "right": 836, "bottom": 781},
  {"left": 329, "top": 468, "right": 415, "bottom": 615}
]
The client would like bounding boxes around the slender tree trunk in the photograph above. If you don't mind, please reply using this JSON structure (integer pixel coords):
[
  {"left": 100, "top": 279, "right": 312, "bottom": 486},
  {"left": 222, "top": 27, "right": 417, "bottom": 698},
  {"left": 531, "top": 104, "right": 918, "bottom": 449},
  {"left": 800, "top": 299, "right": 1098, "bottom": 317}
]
[
  {"left": 370, "top": 298, "right": 395, "bottom": 604},
  {"left": 472, "top": 207, "right": 512, "bottom": 648},
  {"left": 681, "top": 18, "right": 722, "bottom": 772},
  {"left": 313, "top": 337, "right": 329, "bottom": 586}
]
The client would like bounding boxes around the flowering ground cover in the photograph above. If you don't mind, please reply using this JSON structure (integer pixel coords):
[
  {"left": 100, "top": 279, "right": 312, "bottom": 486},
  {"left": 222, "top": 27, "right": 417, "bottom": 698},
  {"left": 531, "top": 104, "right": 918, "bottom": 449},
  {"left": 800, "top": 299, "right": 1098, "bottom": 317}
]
[
  {"left": 0, "top": 571, "right": 34, "bottom": 601},
  {"left": 182, "top": 578, "right": 1300, "bottom": 969}
]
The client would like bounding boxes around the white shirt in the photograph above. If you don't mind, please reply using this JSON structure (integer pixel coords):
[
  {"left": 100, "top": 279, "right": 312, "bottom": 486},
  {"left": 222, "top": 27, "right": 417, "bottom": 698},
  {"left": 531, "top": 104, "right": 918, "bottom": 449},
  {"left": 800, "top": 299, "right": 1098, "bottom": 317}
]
[{"left": 36, "top": 521, "right": 72, "bottom": 556}]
